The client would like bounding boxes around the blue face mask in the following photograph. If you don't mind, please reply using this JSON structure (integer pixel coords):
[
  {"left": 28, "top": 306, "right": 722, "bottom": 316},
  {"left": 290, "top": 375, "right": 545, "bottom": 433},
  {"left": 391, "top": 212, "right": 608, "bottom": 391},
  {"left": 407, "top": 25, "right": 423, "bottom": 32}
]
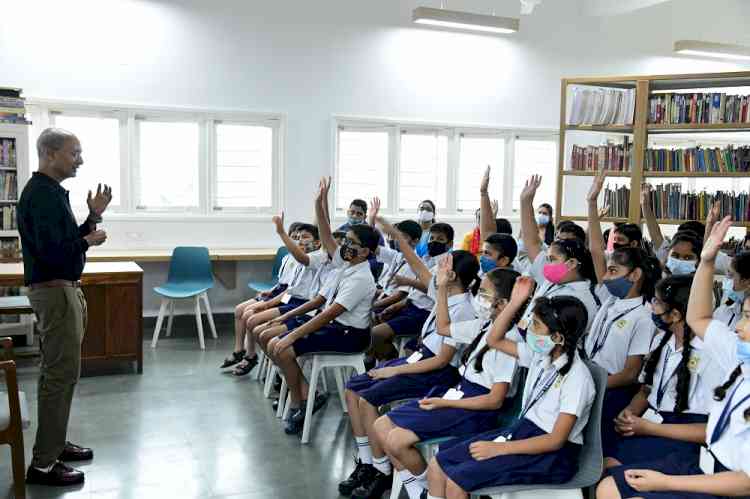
[
  {"left": 604, "top": 275, "right": 634, "bottom": 299},
  {"left": 723, "top": 278, "right": 745, "bottom": 303},
  {"left": 666, "top": 256, "right": 696, "bottom": 275},
  {"left": 737, "top": 337, "right": 750, "bottom": 364},
  {"left": 480, "top": 255, "right": 498, "bottom": 274},
  {"left": 652, "top": 312, "right": 672, "bottom": 332},
  {"left": 348, "top": 217, "right": 364, "bottom": 226},
  {"left": 525, "top": 328, "right": 557, "bottom": 356}
]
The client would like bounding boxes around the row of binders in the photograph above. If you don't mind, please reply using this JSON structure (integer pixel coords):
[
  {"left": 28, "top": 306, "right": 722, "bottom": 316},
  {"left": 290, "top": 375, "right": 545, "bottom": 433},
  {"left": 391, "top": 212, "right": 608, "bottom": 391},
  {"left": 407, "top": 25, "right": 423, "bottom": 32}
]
[
  {"left": 644, "top": 145, "right": 750, "bottom": 173},
  {"left": 649, "top": 92, "right": 750, "bottom": 125},
  {"left": 567, "top": 86, "right": 636, "bottom": 126}
]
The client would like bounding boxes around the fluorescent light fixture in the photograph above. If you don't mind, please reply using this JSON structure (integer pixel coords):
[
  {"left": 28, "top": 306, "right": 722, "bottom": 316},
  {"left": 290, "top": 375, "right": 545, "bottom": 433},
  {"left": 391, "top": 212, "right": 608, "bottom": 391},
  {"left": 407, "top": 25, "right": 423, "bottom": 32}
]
[
  {"left": 412, "top": 7, "right": 519, "bottom": 34},
  {"left": 674, "top": 40, "right": 750, "bottom": 61}
]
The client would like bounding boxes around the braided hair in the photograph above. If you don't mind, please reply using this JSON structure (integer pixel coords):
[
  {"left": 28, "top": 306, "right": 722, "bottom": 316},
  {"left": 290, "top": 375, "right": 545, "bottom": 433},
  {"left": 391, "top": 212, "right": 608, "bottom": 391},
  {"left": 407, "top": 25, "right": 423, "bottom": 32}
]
[
  {"left": 460, "top": 268, "right": 521, "bottom": 373},
  {"left": 451, "top": 250, "right": 482, "bottom": 296},
  {"left": 642, "top": 275, "right": 694, "bottom": 413},
  {"left": 714, "top": 366, "right": 750, "bottom": 421},
  {"left": 531, "top": 295, "right": 588, "bottom": 376}
]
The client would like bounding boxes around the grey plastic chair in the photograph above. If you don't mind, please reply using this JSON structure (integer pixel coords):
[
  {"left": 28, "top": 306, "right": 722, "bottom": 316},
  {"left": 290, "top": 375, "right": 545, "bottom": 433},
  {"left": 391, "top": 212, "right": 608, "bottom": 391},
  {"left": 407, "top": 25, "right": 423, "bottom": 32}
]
[{"left": 470, "top": 360, "right": 607, "bottom": 498}]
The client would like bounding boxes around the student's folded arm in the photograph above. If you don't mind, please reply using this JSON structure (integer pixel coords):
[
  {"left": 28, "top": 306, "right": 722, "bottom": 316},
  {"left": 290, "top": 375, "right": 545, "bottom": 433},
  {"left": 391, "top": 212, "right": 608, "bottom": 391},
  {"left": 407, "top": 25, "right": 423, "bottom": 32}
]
[
  {"left": 658, "top": 471, "right": 750, "bottom": 496},
  {"left": 391, "top": 344, "right": 456, "bottom": 375},
  {"left": 502, "top": 413, "right": 577, "bottom": 455},
  {"left": 625, "top": 387, "right": 650, "bottom": 416},
  {"left": 373, "top": 291, "right": 406, "bottom": 310},
  {"left": 280, "top": 296, "right": 325, "bottom": 321},
  {"left": 397, "top": 275, "right": 428, "bottom": 293},
  {"left": 642, "top": 422, "right": 707, "bottom": 444},
  {"left": 607, "top": 356, "right": 644, "bottom": 389},
  {"left": 289, "top": 303, "right": 346, "bottom": 340},
  {"left": 442, "top": 383, "right": 509, "bottom": 411}
]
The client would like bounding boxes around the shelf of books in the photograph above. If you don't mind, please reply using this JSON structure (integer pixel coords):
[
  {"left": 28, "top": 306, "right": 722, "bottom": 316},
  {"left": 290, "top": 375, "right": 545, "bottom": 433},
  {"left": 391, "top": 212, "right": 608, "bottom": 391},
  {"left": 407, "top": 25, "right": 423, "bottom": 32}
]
[
  {"left": 557, "top": 70, "right": 750, "bottom": 227},
  {"left": 0, "top": 87, "right": 33, "bottom": 344}
]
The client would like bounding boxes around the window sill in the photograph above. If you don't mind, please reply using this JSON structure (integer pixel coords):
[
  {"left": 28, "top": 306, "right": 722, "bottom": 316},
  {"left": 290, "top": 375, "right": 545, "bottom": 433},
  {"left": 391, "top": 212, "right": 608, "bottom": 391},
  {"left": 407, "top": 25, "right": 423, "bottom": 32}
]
[{"left": 73, "top": 212, "right": 274, "bottom": 223}]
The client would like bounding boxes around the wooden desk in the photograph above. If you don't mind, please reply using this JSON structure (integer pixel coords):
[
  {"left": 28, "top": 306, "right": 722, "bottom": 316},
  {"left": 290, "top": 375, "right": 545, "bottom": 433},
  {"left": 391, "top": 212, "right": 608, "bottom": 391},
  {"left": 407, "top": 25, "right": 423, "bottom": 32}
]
[
  {"left": 0, "top": 262, "right": 144, "bottom": 374},
  {"left": 85, "top": 248, "right": 277, "bottom": 263}
]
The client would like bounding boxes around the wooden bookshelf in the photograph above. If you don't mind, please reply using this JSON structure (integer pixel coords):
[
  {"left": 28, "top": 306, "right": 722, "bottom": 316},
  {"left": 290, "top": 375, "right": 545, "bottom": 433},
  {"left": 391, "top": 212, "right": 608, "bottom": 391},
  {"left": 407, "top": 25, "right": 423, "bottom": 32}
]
[{"left": 557, "top": 70, "right": 750, "bottom": 226}]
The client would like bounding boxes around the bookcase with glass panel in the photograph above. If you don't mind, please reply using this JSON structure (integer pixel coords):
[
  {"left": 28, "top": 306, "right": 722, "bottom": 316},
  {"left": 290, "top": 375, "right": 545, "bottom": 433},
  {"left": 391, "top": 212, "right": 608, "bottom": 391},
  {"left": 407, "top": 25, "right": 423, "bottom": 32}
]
[{"left": 557, "top": 71, "right": 750, "bottom": 237}]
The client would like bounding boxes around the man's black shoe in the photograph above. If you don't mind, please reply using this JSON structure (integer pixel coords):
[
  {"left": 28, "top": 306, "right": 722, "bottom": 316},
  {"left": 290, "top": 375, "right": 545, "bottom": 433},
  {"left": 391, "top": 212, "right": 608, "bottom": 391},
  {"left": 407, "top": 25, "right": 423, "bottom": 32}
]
[
  {"left": 338, "top": 460, "right": 373, "bottom": 496},
  {"left": 26, "top": 461, "right": 84, "bottom": 486}
]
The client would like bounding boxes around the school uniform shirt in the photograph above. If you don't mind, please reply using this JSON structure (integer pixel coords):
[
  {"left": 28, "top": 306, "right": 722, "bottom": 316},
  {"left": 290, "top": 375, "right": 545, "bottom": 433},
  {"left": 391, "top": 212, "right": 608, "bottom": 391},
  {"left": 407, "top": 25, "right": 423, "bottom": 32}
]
[
  {"left": 404, "top": 253, "right": 444, "bottom": 311},
  {"left": 712, "top": 290, "right": 742, "bottom": 330},
  {"left": 518, "top": 250, "right": 599, "bottom": 334},
  {"left": 516, "top": 343, "right": 596, "bottom": 445},
  {"left": 641, "top": 332, "right": 724, "bottom": 415},
  {"left": 310, "top": 259, "right": 336, "bottom": 299},
  {"left": 322, "top": 251, "right": 377, "bottom": 330},
  {"left": 446, "top": 319, "right": 518, "bottom": 396},
  {"left": 702, "top": 320, "right": 750, "bottom": 471},
  {"left": 419, "top": 277, "right": 476, "bottom": 367},
  {"left": 376, "top": 247, "right": 413, "bottom": 296},
  {"left": 512, "top": 239, "right": 547, "bottom": 276},
  {"left": 277, "top": 255, "right": 298, "bottom": 285},
  {"left": 584, "top": 286, "right": 654, "bottom": 374},
  {"left": 285, "top": 249, "right": 330, "bottom": 300}
]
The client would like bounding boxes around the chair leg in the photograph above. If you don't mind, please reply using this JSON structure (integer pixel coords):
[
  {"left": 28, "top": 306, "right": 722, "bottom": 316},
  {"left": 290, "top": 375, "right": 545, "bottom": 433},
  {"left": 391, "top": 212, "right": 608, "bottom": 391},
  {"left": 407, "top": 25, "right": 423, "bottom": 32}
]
[
  {"left": 334, "top": 367, "right": 348, "bottom": 413},
  {"left": 301, "top": 356, "right": 322, "bottom": 444},
  {"left": 264, "top": 365, "right": 278, "bottom": 398},
  {"left": 202, "top": 292, "right": 218, "bottom": 339},
  {"left": 282, "top": 392, "right": 292, "bottom": 421},
  {"left": 276, "top": 377, "right": 288, "bottom": 418},
  {"left": 255, "top": 351, "right": 266, "bottom": 381},
  {"left": 11, "top": 438, "right": 26, "bottom": 499},
  {"left": 151, "top": 298, "right": 169, "bottom": 348},
  {"left": 166, "top": 300, "right": 175, "bottom": 337},
  {"left": 194, "top": 296, "right": 205, "bottom": 350}
]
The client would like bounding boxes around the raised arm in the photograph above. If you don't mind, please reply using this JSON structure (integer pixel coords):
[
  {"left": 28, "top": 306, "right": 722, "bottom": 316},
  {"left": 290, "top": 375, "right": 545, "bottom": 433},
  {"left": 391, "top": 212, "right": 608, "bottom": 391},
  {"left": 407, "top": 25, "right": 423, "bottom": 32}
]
[
  {"left": 703, "top": 201, "right": 721, "bottom": 245},
  {"left": 641, "top": 183, "right": 664, "bottom": 253},
  {"left": 480, "top": 166, "right": 497, "bottom": 242},
  {"left": 435, "top": 255, "right": 455, "bottom": 337},
  {"left": 273, "top": 212, "right": 310, "bottom": 266},
  {"left": 688, "top": 216, "right": 732, "bottom": 338},
  {"left": 486, "top": 276, "right": 535, "bottom": 356},
  {"left": 586, "top": 168, "right": 607, "bottom": 282},
  {"left": 376, "top": 217, "right": 433, "bottom": 287},
  {"left": 315, "top": 177, "right": 338, "bottom": 258},
  {"left": 520, "top": 175, "right": 544, "bottom": 263},
  {"left": 367, "top": 197, "right": 380, "bottom": 228}
]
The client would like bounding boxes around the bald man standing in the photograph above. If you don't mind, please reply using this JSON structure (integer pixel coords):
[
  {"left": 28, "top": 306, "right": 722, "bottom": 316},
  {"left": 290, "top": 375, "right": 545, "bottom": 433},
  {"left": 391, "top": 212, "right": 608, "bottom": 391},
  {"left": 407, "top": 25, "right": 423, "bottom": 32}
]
[{"left": 17, "top": 127, "right": 111, "bottom": 486}]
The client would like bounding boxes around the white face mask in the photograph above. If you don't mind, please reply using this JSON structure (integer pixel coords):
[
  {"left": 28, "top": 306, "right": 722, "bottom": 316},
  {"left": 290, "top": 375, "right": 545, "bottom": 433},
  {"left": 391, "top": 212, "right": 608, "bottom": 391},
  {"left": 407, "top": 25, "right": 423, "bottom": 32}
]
[
  {"left": 666, "top": 256, "right": 696, "bottom": 275},
  {"left": 418, "top": 210, "right": 434, "bottom": 223},
  {"left": 473, "top": 295, "right": 494, "bottom": 321},
  {"left": 536, "top": 214, "right": 550, "bottom": 226}
]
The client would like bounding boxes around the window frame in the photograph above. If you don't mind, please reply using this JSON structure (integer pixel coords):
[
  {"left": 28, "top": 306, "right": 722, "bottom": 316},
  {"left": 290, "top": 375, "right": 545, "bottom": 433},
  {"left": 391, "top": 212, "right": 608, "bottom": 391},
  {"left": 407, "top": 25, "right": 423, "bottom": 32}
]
[
  {"left": 333, "top": 116, "right": 557, "bottom": 221},
  {"left": 26, "top": 99, "right": 285, "bottom": 219}
]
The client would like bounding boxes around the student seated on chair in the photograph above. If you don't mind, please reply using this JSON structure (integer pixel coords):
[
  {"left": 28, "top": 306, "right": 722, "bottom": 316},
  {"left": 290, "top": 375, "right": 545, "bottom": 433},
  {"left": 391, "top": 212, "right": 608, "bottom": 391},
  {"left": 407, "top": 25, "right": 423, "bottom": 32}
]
[
  {"left": 424, "top": 277, "right": 595, "bottom": 499},
  {"left": 603, "top": 274, "right": 723, "bottom": 470},
  {"left": 339, "top": 249, "right": 479, "bottom": 499},
  {"left": 373, "top": 219, "right": 422, "bottom": 312},
  {"left": 362, "top": 267, "right": 521, "bottom": 499},
  {"left": 228, "top": 221, "right": 328, "bottom": 376},
  {"left": 596, "top": 216, "right": 750, "bottom": 499},
  {"left": 267, "top": 177, "right": 377, "bottom": 436},
  {"left": 370, "top": 222, "right": 455, "bottom": 362},
  {"left": 221, "top": 222, "right": 303, "bottom": 371}
]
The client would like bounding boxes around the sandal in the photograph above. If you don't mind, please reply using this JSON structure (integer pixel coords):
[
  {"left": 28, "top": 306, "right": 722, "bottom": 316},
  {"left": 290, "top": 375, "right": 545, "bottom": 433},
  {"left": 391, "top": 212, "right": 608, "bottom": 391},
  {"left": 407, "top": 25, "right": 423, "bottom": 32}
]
[
  {"left": 231, "top": 355, "right": 259, "bottom": 376},
  {"left": 220, "top": 350, "right": 246, "bottom": 369}
]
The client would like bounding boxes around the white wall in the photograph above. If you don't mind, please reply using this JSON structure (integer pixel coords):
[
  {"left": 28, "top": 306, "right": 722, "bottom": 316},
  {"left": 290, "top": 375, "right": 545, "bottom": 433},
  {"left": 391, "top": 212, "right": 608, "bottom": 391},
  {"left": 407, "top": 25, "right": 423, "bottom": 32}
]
[{"left": 1, "top": 0, "right": 747, "bottom": 314}]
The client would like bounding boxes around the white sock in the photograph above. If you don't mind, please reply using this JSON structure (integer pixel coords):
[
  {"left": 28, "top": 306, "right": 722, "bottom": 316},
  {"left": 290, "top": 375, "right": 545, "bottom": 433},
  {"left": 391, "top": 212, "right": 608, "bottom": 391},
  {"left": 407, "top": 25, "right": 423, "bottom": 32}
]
[
  {"left": 373, "top": 455, "right": 392, "bottom": 476},
  {"left": 427, "top": 495, "right": 445, "bottom": 499},
  {"left": 399, "top": 469, "right": 427, "bottom": 499},
  {"left": 34, "top": 462, "right": 55, "bottom": 473},
  {"left": 355, "top": 436, "right": 372, "bottom": 465}
]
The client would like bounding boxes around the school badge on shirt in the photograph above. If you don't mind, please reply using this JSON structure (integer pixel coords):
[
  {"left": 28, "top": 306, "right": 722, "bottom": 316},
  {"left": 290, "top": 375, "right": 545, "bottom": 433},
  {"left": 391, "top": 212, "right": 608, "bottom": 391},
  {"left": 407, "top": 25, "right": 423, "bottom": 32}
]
[
  {"left": 615, "top": 319, "right": 629, "bottom": 330},
  {"left": 687, "top": 355, "right": 700, "bottom": 373}
]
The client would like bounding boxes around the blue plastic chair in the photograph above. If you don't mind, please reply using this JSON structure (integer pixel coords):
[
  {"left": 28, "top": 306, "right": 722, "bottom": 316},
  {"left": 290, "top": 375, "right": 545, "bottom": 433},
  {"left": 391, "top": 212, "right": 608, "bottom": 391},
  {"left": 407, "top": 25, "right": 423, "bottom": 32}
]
[
  {"left": 248, "top": 246, "right": 289, "bottom": 293},
  {"left": 150, "top": 247, "right": 216, "bottom": 350}
]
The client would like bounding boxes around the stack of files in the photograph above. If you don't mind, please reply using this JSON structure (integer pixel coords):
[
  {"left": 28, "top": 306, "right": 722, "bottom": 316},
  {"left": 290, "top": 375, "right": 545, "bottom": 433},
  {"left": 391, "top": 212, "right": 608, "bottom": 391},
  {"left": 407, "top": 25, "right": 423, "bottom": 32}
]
[{"left": 567, "top": 85, "right": 636, "bottom": 126}]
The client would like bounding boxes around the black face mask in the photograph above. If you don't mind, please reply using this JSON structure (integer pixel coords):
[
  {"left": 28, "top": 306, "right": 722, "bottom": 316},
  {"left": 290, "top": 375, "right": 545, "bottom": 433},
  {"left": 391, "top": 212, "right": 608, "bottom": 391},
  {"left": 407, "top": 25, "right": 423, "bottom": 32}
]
[
  {"left": 612, "top": 242, "right": 628, "bottom": 251},
  {"left": 340, "top": 241, "right": 358, "bottom": 261},
  {"left": 388, "top": 239, "right": 401, "bottom": 252},
  {"left": 427, "top": 241, "right": 448, "bottom": 257}
]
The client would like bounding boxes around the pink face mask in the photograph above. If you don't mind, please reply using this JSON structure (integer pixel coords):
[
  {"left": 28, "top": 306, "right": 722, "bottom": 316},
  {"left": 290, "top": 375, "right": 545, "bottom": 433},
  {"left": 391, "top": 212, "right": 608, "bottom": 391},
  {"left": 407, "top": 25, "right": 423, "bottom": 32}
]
[{"left": 543, "top": 262, "right": 570, "bottom": 284}]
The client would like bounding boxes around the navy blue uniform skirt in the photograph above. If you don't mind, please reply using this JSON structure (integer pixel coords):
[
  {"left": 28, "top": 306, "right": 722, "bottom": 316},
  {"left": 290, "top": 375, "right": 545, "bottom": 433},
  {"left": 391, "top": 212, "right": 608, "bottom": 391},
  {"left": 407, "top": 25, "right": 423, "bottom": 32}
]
[
  {"left": 601, "top": 384, "right": 641, "bottom": 458},
  {"left": 386, "top": 302, "right": 431, "bottom": 337},
  {"left": 278, "top": 297, "right": 308, "bottom": 315},
  {"left": 286, "top": 322, "right": 370, "bottom": 357},
  {"left": 609, "top": 452, "right": 732, "bottom": 499},
  {"left": 435, "top": 418, "right": 581, "bottom": 492},
  {"left": 346, "top": 349, "right": 460, "bottom": 407},
  {"left": 611, "top": 411, "right": 708, "bottom": 464},
  {"left": 388, "top": 379, "right": 502, "bottom": 441}
]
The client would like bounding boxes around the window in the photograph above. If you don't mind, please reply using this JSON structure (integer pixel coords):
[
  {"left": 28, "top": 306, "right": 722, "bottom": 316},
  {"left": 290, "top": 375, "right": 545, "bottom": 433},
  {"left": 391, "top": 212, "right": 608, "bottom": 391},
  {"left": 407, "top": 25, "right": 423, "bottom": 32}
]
[
  {"left": 398, "top": 131, "right": 448, "bottom": 210},
  {"left": 136, "top": 120, "right": 200, "bottom": 210},
  {"left": 457, "top": 134, "right": 505, "bottom": 212},
  {"left": 336, "top": 128, "right": 390, "bottom": 210},
  {"left": 512, "top": 138, "right": 557, "bottom": 211},
  {"left": 50, "top": 114, "right": 122, "bottom": 209},
  {"left": 214, "top": 123, "right": 274, "bottom": 210}
]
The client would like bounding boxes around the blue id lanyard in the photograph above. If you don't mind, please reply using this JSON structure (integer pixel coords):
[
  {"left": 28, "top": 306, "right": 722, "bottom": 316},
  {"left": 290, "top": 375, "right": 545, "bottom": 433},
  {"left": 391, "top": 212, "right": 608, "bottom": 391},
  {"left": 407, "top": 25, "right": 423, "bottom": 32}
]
[
  {"left": 655, "top": 345, "right": 681, "bottom": 410},
  {"left": 588, "top": 305, "right": 641, "bottom": 359},
  {"left": 503, "top": 367, "right": 559, "bottom": 440},
  {"left": 710, "top": 379, "right": 750, "bottom": 445}
]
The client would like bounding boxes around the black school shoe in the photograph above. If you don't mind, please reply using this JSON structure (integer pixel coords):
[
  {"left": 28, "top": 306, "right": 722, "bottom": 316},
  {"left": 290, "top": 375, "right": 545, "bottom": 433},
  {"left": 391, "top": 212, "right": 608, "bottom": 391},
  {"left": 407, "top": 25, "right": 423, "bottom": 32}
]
[
  {"left": 231, "top": 355, "right": 258, "bottom": 376},
  {"left": 284, "top": 392, "right": 330, "bottom": 435},
  {"left": 339, "top": 460, "right": 373, "bottom": 496},
  {"left": 59, "top": 442, "right": 93, "bottom": 462},
  {"left": 352, "top": 468, "right": 391, "bottom": 499},
  {"left": 220, "top": 350, "right": 246, "bottom": 369},
  {"left": 26, "top": 461, "right": 84, "bottom": 486}
]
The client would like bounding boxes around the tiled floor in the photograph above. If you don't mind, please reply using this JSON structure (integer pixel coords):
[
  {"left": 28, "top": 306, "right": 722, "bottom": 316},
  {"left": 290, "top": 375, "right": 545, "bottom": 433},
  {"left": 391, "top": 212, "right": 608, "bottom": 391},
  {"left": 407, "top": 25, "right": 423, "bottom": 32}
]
[{"left": 1, "top": 316, "right": 364, "bottom": 499}]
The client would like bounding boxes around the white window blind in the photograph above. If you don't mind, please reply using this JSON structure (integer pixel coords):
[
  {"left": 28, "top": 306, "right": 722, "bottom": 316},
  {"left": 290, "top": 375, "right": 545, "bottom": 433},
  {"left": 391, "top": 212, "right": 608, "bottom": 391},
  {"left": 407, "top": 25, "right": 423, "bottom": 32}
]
[
  {"left": 137, "top": 120, "right": 199, "bottom": 210},
  {"left": 51, "top": 114, "right": 122, "bottom": 209},
  {"left": 512, "top": 138, "right": 557, "bottom": 211},
  {"left": 337, "top": 128, "right": 390, "bottom": 209},
  {"left": 398, "top": 130, "right": 448, "bottom": 210},
  {"left": 214, "top": 123, "right": 273, "bottom": 210},
  {"left": 457, "top": 134, "right": 505, "bottom": 212}
]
